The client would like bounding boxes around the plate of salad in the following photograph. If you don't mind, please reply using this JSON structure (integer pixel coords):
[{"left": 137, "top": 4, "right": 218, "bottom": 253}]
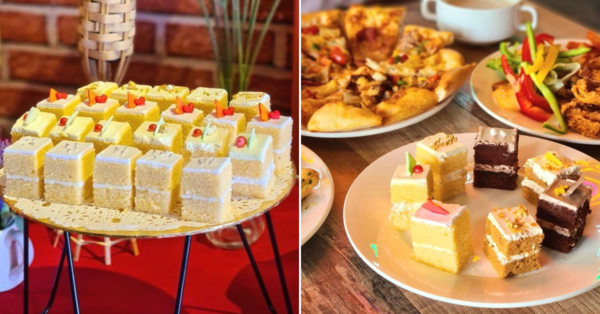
[{"left": 471, "top": 22, "right": 600, "bottom": 144}]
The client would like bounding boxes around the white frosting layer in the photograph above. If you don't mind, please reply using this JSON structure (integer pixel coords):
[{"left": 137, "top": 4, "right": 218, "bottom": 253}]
[
  {"left": 204, "top": 111, "right": 245, "bottom": 128},
  {"left": 229, "top": 132, "right": 273, "bottom": 163},
  {"left": 411, "top": 200, "right": 466, "bottom": 227},
  {"left": 6, "top": 174, "right": 41, "bottom": 182},
  {"left": 181, "top": 189, "right": 231, "bottom": 203},
  {"left": 475, "top": 126, "right": 517, "bottom": 153},
  {"left": 45, "top": 179, "right": 85, "bottom": 187},
  {"left": 116, "top": 100, "right": 158, "bottom": 114},
  {"left": 232, "top": 163, "right": 274, "bottom": 186},
  {"left": 184, "top": 126, "right": 228, "bottom": 153},
  {"left": 487, "top": 206, "right": 543, "bottom": 241},
  {"left": 183, "top": 157, "right": 230, "bottom": 175},
  {"left": 6, "top": 137, "right": 53, "bottom": 155},
  {"left": 161, "top": 104, "right": 203, "bottom": 123},
  {"left": 539, "top": 192, "right": 579, "bottom": 211},
  {"left": 93, "top": 183, "right": 132, "bottom": 190},
  {"left": 474, "top": 164, "right": 516, "bottom": 174},
  {"left": 137, "top": 150, "right": 183, "bottom": 168},
  {"left": 412, "top": 242, "right": 455, "bottom": 254},
  {"left": 536, "top": 219, "right": 573, "bottom": 237},
  {"left": 417, "top": 133, "right": 466, "bottom": 161},
  {"left": 96, "top": 145, "right": 141, "bottom": 164},
  {"left": 77, "top": 98, "right": 119, "bottom": 112},
  {"left": 390, "top": 202, "right": 422, "bottom": 214},
  {"left": 522, "top": 178, "right": 545, "bottom": 194},
  {"left": 134, "top": 121, "right": 182, "bottom": 148},
  {"left": 525, "top": 151, "right": 580, "bottom": 186},
  {"left": 86, "top": 120, "right": 130, "bottom": 141},
  {"left": 11, "top": 112, "right": 56, "bottom": 135},
  {"left": 46, "top": 141, "right": 94, "bottom": 160},
  {"left": 247, "top": 116, "right": 292, "bottom": 129},
  {"left": 37, "top": 94, "right": 80, "bottom": 109},
  {"left": 436, "top": 168, "right": 467, "bottom": 184},
  {"left": 486, "top": 235, "right": 539, "bottom": 265},
  {"left": 391, "top": 164, "right": 430, "bottom": 186}
]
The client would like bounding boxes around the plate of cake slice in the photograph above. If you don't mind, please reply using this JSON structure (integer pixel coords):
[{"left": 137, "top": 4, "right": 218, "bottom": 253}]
[{"left": 344, "top": 129, "right": 600, "bottom": 307}]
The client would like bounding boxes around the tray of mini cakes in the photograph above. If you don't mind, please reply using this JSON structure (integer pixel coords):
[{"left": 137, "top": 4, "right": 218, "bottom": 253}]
[
  {"left": 0, "top": 81, "right": 296, "bottom": 238},
  {"left": 344, "top": 128, "right": 600, "bottom": 307}
]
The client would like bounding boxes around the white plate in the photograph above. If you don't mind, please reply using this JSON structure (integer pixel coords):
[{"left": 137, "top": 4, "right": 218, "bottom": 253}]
[
  {"left": 344, "top": 133, "right": 600, "bottom": 307},
  {"left": 301, "top": 95, "right": 454, "bottom": 138},
  {"left": 301, "top": 145, "right": 335, "bottom": 245},
  {"left": 471, "top": 39, "right": 600, "bottom": 145}
]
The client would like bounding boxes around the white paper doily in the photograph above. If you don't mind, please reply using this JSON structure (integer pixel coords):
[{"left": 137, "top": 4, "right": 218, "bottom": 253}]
[{"left": 1, "top": 165, "right": 296, "bottom": 238}]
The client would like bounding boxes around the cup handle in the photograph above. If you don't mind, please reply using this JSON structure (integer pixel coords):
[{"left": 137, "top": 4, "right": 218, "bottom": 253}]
[
  {"left": 6, "top": 229, "right": 25, "bottom": 282},
  {"left": 421, "top": 0, "right": 437, "bottom": 21},
  {"left": 518, "top": 4, "right": 538, "bottom": 31}
]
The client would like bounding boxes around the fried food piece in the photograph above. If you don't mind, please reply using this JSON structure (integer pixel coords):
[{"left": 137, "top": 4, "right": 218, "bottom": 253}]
[
  {"left": 572, "top": 78, "right": 600, "bottom": 105},
  {"left": 308, "top": 101, "right": 382, "bottom": 132},
  {"left": 343, "top": 5, "right": 405, "bottom": 62},
  {"left": 397, "top": 25, "right": 454, "bottom": 56},
  {"left": 374, "top": 88, "right": 438, "bottom": 124},
  {"left": 301, "top": 168, "right": 320, "bottom": 199},
  {"left": 435, "top": 63, "right": 476, "bottom": 101},
  {"left": 561, "top": 101, "right": 600, "bottom": 138}
]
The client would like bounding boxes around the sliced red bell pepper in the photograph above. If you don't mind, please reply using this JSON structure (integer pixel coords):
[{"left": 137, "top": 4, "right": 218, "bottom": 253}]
[
  {"left": 501, "top": 55, "right": 517, "bottom": 84},
  {"left": 521, "top": 74, "right": 552, "bottom": 112},
  {"left": 514, "top": 73, "right": 552, "bottom": 122},
  {"left": 522, "top": 33, "right": 555, "bottom": 63}
]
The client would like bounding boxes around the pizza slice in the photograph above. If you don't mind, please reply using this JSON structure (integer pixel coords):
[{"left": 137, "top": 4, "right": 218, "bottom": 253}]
[
  {"left": 396, "top": 25, "right": 454, "bottom": 57},
  {"left": 343, "top": 5, "right": 405, "bottom": 62},
  {"left": 307, "top": 101, "right": 382, "bottom": 132}
]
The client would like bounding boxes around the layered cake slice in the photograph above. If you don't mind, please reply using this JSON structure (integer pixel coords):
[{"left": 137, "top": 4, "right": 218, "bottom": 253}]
[
  {"left": 410, "top": 200, "right": 473, "bottom": 273},
  {"left": 44, "top": 141, "right": 95, "bottom": 205},
  {"left": 110, "top": 81, "right": 152, "bottom": 104},
  {"left": 203, "top": 107, "right": 247, "bottom": 146},
  {"left": 11, "top": 108, "right": 57, "bottom": 143},
  {"left": 537, "top": 178, "right": 592, "bottom": 253},
  {"left": 75, "top": 91, "right": 120, "bottom": 123},
  {"left": 230, "top": 130, "right": 275, "bottom": 198},
  {"left": 522, "top": 151, "right": 581, "bottom": 205},
  {"left": 146, "top": 84, "right": 190, "bottom": 112},
  {"left": 183, "top": 123, "right": 230, "bottom": 160},
  {"left": 85, "top": 118, "right": 133, "bottom": 152},
  {"left": 416, "top": 133, "right": 467, "bottom": 201},
  {"left": 114, "top": 93, "right": 160, "bottom": 130},
  {"left": 484, "top": 205, "right": 544, "bottom": 278},
  {"left": 161, "top": 97, "right": 205, "bottom": 137},
  {"left": 247, "top": 106, "right": 293, "bottom": 174},
  {"left": 36, "top": 88, "right": 81, "bottom": 119},
  {"left": 77, "top": 81, "right": 118, "bottom": 101},
  {"left": 187, "top": 87, "right": 228, "bottom": 116},
  {"left": 473, "top": 127, "right": 519, "bottom": 190},
  {"left": 181, "top": 157, "right": 232, "bottom": 223},
  {"left": 134, "top": 150, "right": 184, "bottom": 215},
  {"left": 48, "top": 111, "right": 94, "bottom": 144},
  {"left": 133, "top": 118, "right": 183, "bottom": 154},
  {"left": 389, "top": 152, "right": 432, "bottom": 230},
  {"left": 93, "top": 145, "right": 142, "bottom": 210},
  {"left": 4, "top": 137, "right": 54, "bottom": 199},
  {"left": 229, "top": 92, "right": 271, "bottom": 121}
]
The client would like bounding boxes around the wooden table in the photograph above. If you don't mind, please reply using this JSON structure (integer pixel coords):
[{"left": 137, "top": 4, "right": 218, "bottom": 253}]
[{"left": 301, "top": 2, "right": 600, "bottom": 313}]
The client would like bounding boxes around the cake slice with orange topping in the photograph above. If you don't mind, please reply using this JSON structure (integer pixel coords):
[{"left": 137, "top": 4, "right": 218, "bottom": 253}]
[
  {"left": 111, "top": 81, "right": 152, "bottom": 104},
  {"left": 187, "top": 87, "right": 228, "bottom": 116},
  {"left": 521, "top": 151, "right": 581, "bottom": 205},
  {"left": 75, "top": 90, "right": 120, "bottom": 123},
  {"left": 203, "top": 100, "right": 246, "bottom": 146},
  {"left": 247, "top": 104, "right": 293, "bottom": 174},
  {"left": 37, "top": 88, "right": 81, "bottom": 119},
  {"left": 114, "top": 92, "right": 160, "bottom": 130},
  {"left": 229, "top": 91, "right": 270, "bottom": 121},
  {"left": 161, "top": 96, "right": 204, "bottom": 137},
  {"left": 146, "top": 84, "right": 190, "bottom": 112}
]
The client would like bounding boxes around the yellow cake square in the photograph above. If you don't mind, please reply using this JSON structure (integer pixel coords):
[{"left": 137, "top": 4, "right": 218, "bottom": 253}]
[
  {"left": 134, "top": 150, "right": 184, "bottom": 215},
  {"left": 391, "top": 164, "right": 432, "bottom": 204},
  {"left": 229, "top": 92, "right": 271, "bottom": 121},
  {"left": 75, "top": 96, "right": 120, "bottom": 124},
  {"left": 133, "top": 119, "right": 183, "bottom": 154},
  {"left": 48, "top": 113, "right": 94, "bottom": 144},
  {"left": 44, "top": 141, "right": 95, "bottom": 205},
  {"left": 114, "top": 97, "right": 161, "bottom": 131},
  {"left": 247, "top": 114, "right": 292, "bottom": 173},
  {"left": 181, "top": 157, "right": 233, "bottom": 223},
  {"left": 187, "top": 87, "right": 228, "bottom": 115},
  {"left": 110, "top": 81, "right": 152, "bottom": 104},
  {"left": 11, "top": 108, "right": 57, "bottom": 143},
  {"left": 85, "top": 119, "right": 133, "bottom": 152},
  {"left": 93, "top": 145, "right": 142, "bottom": 210},
  {"left": 4, "top": 137, "right": 54, "bottom": 199},
  {"left": 203, "top": 110, "right": 246, "bottom": 146},
  {"left": 77, "top": 81, "right": 118, "bottom": 101},
  {"left": 229, "top": 132, "right": 275, "bottom": 198},
  {"left": 36, "top": 89, "right": 81, "bottom": 119},
  {"left": 161, "top": 104, "right": 204, "bottom": 138},
  {"left": 146, "top": 84, "right": 190, "bottom": 112},
  {"left": 183, "top": 125, "right": 230, "bottom": 160}
]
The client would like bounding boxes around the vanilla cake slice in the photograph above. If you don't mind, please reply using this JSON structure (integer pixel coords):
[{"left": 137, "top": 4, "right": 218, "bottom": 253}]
[
  {"left": 93, "top": 145, "right": 142, "bottom": 210},
  {"left": 4, "top": 137, "right": 54, "bottom": 199},
  {"left": 229, "top": 132, "right": 275, "bottom": 198},
  {"left": 44, "top": 141, "right": 95, "bottom": 205},
  {"left": 134, "top": 150, "right": 184, "bottom": 215},
  {"left": 181, "top": 157, "right": 233, "bottom": 223},
  {"left": 229, "top": 92, "right": 271, "bottom": 121},
  {"left": 247, "top": 114, "right": 293, "bottom": 174}
]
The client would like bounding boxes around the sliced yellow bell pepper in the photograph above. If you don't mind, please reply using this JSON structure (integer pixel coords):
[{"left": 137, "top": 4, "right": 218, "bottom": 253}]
[
  {"left": 535, "top": 44, "right": 561, "bottom": 84},
  {"left": 523, "top": 44, "right": 545, "bottom": 74}
]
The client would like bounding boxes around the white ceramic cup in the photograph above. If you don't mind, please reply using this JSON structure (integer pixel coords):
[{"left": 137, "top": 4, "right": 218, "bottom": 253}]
[
  {"left": 421, "top": 0, "right": 538, "bottom": 45},
  {"left": 0, "top": 224, "right": 34, "bottom": 292}
]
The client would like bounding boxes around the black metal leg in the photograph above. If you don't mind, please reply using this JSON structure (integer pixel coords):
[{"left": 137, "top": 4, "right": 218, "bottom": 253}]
[
  {"left": 174, "top": 235, "right": 192, "bottom": 314},
  {"left": 265, "top": 212, "right": 293, "bottom": 314},
  {"left": 42, "top": 245, "right": 67, "bottom": 314},
  {"left": 63, "top": 232, "right": 80, "bottom": 314},
  {"left": 237, "top": 224, "right": 276, "bottom": 314},
  {"left": 23, "top": 219, "right": 29, "bottom": 314}
]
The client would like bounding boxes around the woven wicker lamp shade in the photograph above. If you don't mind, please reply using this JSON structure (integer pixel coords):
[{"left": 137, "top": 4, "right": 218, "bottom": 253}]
[{"left": 78, "top": 0, "right": 136, "bottom": 84}]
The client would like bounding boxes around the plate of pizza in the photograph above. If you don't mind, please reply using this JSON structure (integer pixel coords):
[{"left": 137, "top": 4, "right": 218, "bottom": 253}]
[{"left": 301, "top": 5, "right": 475, "bottom": 138}]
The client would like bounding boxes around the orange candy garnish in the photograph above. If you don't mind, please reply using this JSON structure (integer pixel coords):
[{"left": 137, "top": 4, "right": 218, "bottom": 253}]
[
  {"left": 49, "top": 88, "right": 58, "bottom": 102},
  {"left": 258, "top": 103, "right": 269, "bottom": 121},
  {"left": 215, "top": 99, "right": 226, "bottom": 118},
  {"left": 88, "top": 90, "right": 97, "bottom": 106},
  {"left": 174, "top": 96, "right": 184, "bottom": 114},
  {"left": 127, "top": 92, "right": 136, "bottom": 108}
]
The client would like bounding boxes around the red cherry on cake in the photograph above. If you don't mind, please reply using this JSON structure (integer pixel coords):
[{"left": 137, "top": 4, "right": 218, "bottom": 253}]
[
  {"left": 413, "top": 165, "right": 423, "bottom": 173},
  {"left": 268, "top": 110, "right": 280, "bottom": 120},
  {"left": 59, "top": 117, "right": 68, "bottom": 126},
  {"left": 56, "top": 92, "right": 68, "bottom": 100},
  {"left": 183, "top": 103, "right": 194, "bottom": 113},
  {"left": 223, "top": 107, "right": 235, "bottom": 116},
  {"left": 134, "top": 97, "right": 145, "bottom": 106},
  {"left": 235, "top": 136, "right": 247, "bottom": 148},
  {"left": 23, "top": 113, "right": 28, "bottom": 120},
  {"left": 94, "top": 124, "right": 103, "bottom": 132},
  {"left": 95, "top": 94, "right": 108, "bottom": 103},
  {"left": 192, "top": 128, "right": 202, "bottom": 137},
  {"left": 148, "top": 124, "right": 157, "bottom": 132}
]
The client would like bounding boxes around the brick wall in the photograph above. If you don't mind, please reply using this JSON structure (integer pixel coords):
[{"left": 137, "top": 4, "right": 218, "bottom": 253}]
[{"left": 0, "top": 0, "right": 295, "bottom": 118}]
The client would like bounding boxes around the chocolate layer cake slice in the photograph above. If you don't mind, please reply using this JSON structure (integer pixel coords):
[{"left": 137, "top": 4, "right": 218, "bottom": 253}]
[
  {"left": 537, "top": 178, "right": 592, "bottom": 253},
  {"left": 522, "top": 151, "right": 581, "bottom": 206},
  {"left": 473, "top": 127, "right": 519, "bottom": 190}
]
